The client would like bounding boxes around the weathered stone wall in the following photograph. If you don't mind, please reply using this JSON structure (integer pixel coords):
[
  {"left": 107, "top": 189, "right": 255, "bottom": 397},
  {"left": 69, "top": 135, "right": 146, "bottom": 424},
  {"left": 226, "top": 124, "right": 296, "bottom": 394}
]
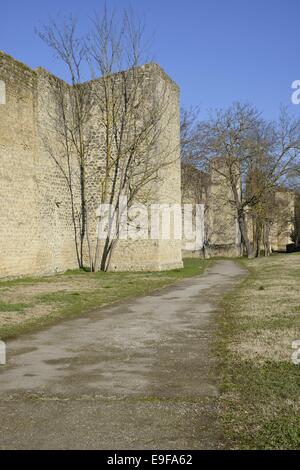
[
  {"left": 270, "top": 189, "right": 295, "bottom": 251},
  {"left": 84, "top": 63, "right": 183, "bottom": 271},
  {"left": 181, "top": 164, "right": 207, "bottom": 257},
  {"left": 181, "top": 158, "right": 296, "bottom": 257},
  {"left": 0, "top": 52, "right": 182, "bottom": 277},
  {"left": 0, "top": 52, "right": 40, "bottom": 277},
  {"left": 206, "top": 163, "right": 241, "bottom": 257},
  {"left": 181, "top": 160, "right": 241, "bottom": 259},
  {"left": 0, "top": 53, "right": 83, "bottom": 278}
]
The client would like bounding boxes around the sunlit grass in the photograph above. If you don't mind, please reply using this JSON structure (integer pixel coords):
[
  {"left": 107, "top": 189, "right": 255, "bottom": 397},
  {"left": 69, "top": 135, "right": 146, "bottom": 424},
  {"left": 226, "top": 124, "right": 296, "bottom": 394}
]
[
  {"left": 0, "top": 258, "right": 212, "bottom": 340},
  {"left": 217, "top": 253, "right": 300, "bottom": 449}
]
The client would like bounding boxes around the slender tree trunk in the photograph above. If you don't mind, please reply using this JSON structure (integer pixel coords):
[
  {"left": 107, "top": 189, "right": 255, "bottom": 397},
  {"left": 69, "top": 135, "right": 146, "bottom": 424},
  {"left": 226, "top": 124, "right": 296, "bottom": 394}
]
[
  {"left": 79, "top": 163, "right": 86, "bottom": 269},
  {"left": 93, "top": 237, "right": 101, "bottom": 272},
  {"left": 238, "top": 210, "right": 254, "bottom": 258},
  {"left": 85, "top": 210, "right": 94, "bottom": 272},
  {"left": 263, "top": 223, "right": 271, "bottom": 256},
  {"left": 100, "top": 237, "right": 110, "bottom": 271},
  {"left": 68, "top": 185, "right": 81, "bottom": 269},
  {"left": 255, "top": 222, "right": 262, "bottom": 257}
]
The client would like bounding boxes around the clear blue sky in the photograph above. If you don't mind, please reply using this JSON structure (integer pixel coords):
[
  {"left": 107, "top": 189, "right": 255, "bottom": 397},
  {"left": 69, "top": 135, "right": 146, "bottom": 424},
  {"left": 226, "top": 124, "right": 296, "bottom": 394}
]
[{"left": 1, "top": 0, "right": 299, "bottom": 119}]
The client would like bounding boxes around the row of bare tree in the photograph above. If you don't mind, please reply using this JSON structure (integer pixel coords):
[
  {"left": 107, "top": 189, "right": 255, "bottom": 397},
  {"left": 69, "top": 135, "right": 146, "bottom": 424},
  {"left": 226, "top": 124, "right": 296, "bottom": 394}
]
[{"left": 181, "top": 103, "right": 300, "bottom": 257}]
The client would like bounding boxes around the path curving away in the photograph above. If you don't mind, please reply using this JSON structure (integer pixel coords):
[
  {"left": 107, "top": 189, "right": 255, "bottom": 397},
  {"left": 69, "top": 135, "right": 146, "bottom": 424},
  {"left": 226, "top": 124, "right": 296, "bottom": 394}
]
[{"left": 0, "top": 260, "right": 245, "bottom": 449}]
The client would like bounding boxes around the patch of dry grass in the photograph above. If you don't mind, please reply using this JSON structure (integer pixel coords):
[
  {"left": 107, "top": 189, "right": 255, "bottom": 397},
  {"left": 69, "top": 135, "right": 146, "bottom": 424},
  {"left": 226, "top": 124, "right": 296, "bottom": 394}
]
[
  {"left": 218, "top": 253, "right": 300, "bottom": 450},
  {"left": 228, "top": 254, "right": 300, "bottom": 364}
]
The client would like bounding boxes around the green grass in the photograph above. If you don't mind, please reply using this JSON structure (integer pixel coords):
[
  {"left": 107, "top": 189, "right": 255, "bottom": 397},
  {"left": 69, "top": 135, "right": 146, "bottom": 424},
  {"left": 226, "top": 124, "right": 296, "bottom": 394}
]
[
  {"left": 0, "top": 258, "right": 212, "bottom": 340},
  {"left": 217, "top": 253, "right": 300, "bottom": 450},
  {"left": 0, "top": 301, "right": 29, "bottom": 313}
]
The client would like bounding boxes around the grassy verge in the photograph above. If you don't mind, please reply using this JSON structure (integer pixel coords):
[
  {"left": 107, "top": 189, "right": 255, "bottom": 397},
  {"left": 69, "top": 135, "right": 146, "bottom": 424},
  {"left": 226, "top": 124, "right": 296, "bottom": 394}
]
[
  {"left": 217, "top": 253, "right": 300, "bottom": 449},
  {"left": 0, "top": 258, "right": 212, "bottom": 340}
]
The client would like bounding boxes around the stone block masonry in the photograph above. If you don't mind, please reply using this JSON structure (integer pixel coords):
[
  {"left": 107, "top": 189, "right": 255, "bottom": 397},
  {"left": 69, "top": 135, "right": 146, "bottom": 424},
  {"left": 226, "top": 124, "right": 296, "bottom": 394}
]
[{"left": 0, "top": 51, "right": 183, "bottom": 277}]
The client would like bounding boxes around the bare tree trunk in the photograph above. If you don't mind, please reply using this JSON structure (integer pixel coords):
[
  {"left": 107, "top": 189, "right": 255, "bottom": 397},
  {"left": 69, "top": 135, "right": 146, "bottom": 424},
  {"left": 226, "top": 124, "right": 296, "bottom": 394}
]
[
  {"left": 79, "top": 163, "right": 86, "bottom": 269},
  {"left": 255, "top": 221, "right": 262, "bottom": 257},
  {"left": 263, "top": 223, "right": 271, "bottom": 256},
  {"left": 238, "top": 211, "right": 254, "bottom": 258},
  {"left": 68, "top": 184, "right": 81, "bottom": 268}
]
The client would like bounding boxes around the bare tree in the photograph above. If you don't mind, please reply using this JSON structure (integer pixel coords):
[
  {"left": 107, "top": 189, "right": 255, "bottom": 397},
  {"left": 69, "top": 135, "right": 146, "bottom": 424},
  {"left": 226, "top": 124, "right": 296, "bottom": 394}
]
[
  {"left": 38, "top": 6, "right": 177, "bottom": 272},
  {"left": 192, "top": 103, "right": 300, "bottom": 257},
  {"left": 180, "top": 106, "right": 201, "bottom": 165},
  {"left": 37, "top": 17, "right": 94, "bottom": 269},
  {"left": 86, "top": 7, "right": 176, "bottom": 271},
  {"left": 246, "top": 109, "right": 300, "bottom": 255},
  {"left": 286, "top": 164, "right": 300, "bottom": 247}
]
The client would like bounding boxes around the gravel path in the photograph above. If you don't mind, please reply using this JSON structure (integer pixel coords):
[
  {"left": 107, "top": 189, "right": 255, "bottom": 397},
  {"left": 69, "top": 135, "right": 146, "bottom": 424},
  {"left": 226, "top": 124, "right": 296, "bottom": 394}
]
[{"left": 0, "top": 260, "right": 245, "bottom": 449}]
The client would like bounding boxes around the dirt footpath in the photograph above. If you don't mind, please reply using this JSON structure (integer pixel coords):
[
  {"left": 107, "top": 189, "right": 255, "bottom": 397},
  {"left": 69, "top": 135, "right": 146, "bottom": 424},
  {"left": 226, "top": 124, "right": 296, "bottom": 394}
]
[{"left": 0, "top": 261, "right": 245, "bottom": 449}]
